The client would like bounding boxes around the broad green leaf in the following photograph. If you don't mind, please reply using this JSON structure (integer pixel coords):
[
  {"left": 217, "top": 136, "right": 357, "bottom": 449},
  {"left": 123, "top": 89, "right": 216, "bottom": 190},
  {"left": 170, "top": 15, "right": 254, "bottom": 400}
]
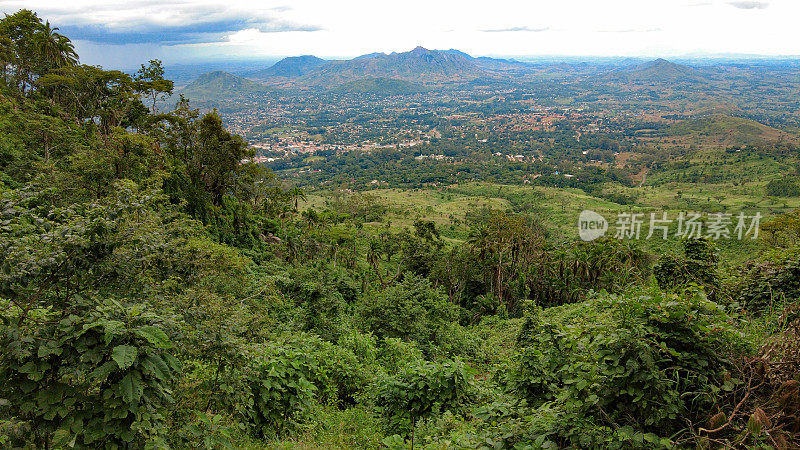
[
  {"left": 112, "top": 345, "right": 137, "bottom": 370},
  {"left": 141, "top": 354, "right": 171, "bottom": 380},
  {"left": 91, "top": 360, "right": 118, "bottom": 381},
  {"left": 101, "top": 320, "right": 126, "bottom": 345},
  {"left": 119, "top": 371, "right": 143, "bottom": 404},
  {"left": 135, "top": 325, "right": 171, "bottom": 349},
  {"left": 162, "top": 353, "right": 181, "bottom": 372}
]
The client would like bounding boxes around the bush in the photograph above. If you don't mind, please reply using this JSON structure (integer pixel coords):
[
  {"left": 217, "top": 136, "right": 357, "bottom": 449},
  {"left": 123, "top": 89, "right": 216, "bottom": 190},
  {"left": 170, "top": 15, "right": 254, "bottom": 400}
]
[
  {"left": 241, "top": 346, "right": 316, "bottom": 439},
  {"left": 358, "top": 275, "right": 459, "bottom": 356},
  {"left": 733, "top": 246, "right": 800, "bottom": 313},
  {"left": 240, "top": 333, "right": 376, "bottom": 439},
  {"left": 765, "top": 178, "right": 800, "bottom": 197},
  {"left": 377, "top": 337, "right": 424, "bottom": 374},
  {"left": 506, "top": 288, "right": 747, "bottom": 445},
  {"left": 0, "top": 303, "right": 179, "bottom": 448},
  {"left": 375, "top": 359, "right": 475, "bottom": 435},
  {"left": 654, "top": 238, "right": 719, "bottom": 297},
  {"left": 275, "top": 267, "right": 352, "bottom": 341},
  {"left": 285, "top": 334, "right": 374, "bottom": 406}
]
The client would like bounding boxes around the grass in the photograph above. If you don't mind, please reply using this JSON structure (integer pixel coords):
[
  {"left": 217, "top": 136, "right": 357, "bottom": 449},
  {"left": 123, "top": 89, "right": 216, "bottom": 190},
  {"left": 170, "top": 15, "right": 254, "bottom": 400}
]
[{"left": 301, "top": 176, "right": 795, "bottom": 265}]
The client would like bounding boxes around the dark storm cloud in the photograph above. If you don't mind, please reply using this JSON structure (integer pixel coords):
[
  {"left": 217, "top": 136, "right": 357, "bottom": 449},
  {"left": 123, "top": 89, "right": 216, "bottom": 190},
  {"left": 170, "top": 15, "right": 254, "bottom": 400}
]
[
  {"left": 0, "top": 2, "right": 321, "bottom": 46},
  {"left": 58, "top": 18, "right": 322, "bottom": 45}
]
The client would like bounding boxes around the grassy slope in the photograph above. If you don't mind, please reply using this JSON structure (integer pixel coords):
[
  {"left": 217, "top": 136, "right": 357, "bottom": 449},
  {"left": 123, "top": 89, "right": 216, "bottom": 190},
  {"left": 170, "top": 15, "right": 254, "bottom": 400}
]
[{"left": 303, "top": 178, "right": 797, "bottom": 265}]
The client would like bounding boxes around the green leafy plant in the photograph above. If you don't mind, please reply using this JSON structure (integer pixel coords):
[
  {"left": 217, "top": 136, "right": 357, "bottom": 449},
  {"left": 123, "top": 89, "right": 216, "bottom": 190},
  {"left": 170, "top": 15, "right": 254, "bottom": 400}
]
[
  {"left": 0, "top": 303, "right": 179, "bottom": 447},
  {"left": 507, "top": 288, "right": 746, "bottom": 446},
  {"left": 241, "top": 346, "right": 316, "bottom": 439},
  {"left": 375, "top": 359, "right": 475, "bottom": 435}
]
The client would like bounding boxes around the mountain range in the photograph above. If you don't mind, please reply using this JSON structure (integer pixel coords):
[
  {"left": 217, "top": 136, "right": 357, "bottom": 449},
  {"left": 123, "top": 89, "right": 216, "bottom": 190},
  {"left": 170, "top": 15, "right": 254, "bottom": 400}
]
[
  {"left": 179, "top": 47, "right": 706, "bottom": 100},
  {"left": 248, "top": 46, "right": 528, "bottom": 85}
]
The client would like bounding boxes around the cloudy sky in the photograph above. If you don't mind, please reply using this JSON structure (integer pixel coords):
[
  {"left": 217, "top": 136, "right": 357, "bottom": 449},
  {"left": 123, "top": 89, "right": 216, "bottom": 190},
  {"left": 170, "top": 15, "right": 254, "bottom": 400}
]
[{"left": 1, "top": 0, "right": 797, "bottom": 68}]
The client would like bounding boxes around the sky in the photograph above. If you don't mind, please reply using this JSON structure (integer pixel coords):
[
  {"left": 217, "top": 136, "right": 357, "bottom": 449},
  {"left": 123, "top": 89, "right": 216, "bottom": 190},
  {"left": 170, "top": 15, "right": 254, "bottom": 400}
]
[{"left": 1, "top": 0, "right": 798, "bottom": 69}]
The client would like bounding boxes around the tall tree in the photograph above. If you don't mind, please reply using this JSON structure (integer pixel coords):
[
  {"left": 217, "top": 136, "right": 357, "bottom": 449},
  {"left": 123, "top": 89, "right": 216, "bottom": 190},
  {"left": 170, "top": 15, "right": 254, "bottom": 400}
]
[
  {"left": 35, "top": 20, "right": 77, "bottom": 71},
  {"left": 134, "top": 59, "right": 174, "bottom": 113}
]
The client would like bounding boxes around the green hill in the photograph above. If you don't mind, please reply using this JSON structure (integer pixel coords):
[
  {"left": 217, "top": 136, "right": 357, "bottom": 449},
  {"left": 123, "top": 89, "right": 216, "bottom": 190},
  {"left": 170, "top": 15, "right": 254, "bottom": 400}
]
[
  {"left": 180, "top": 71, "right": 270, "bottom": 102},
  {"left": 602, "top": 58, "right": 704, "bottom": 83},
  {"left": 668, "top": 114, "right": 799, "bottom": 146}
]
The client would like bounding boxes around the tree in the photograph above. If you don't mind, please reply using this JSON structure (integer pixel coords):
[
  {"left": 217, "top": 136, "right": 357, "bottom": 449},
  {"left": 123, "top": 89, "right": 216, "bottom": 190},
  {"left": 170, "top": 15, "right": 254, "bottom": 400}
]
[
  {"left": 36, "top": 64, "right": 141, "bottom": 133},
  {"left": 0, "top": 9, "right": 47, "bottom": 92},
  {"left": 467, "top": 210, "right": 545, "bottom": 311},
  {"left": 192, "top": 111, "right": 251, "bottom": 206},
  {"left": 134, "top": 59, "right": 173, "bottom": 113},
  {"left": 34, "top": 20, "right": 77, "bottom": 71},
  {"left": 0, "top": 10, "right": 77, "bottom": 94},
  {"left": 289, "top": 186, "right": 306, "bottom": 211}
]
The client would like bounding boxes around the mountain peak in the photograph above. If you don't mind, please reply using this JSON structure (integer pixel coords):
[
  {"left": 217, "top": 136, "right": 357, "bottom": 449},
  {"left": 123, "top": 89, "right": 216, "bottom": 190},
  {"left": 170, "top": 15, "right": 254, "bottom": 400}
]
[{"left": 600, "top": 57, "right": 703, "bottom": 83}]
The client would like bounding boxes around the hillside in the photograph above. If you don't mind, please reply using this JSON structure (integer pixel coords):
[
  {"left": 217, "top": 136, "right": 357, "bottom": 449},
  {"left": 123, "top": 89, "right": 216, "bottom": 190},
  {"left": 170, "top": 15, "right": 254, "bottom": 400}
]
[
  {"left": 5, "top": 9, "right": 800, "bottom": 450},
  {"left": 330, "top": 77, "right": 427, "bottom": 95},
  {"left": 248, "top": 55, "right": 327, "bottom": 79},
  {"left": 668, "top": 114, "right": 800, "bottom": 146},
  {"left": 180, "top": 71, "right": 270, "bottom": 102}
]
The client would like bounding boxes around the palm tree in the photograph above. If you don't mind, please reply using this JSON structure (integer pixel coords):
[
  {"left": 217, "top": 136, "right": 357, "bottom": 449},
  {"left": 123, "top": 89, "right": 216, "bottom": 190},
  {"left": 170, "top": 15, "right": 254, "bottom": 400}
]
[
  {"left": 36, "top": 21, "right": 78, "bottom": 71},
  {"left": 289, "top": 186, "right": 306, "bottom": 212}
]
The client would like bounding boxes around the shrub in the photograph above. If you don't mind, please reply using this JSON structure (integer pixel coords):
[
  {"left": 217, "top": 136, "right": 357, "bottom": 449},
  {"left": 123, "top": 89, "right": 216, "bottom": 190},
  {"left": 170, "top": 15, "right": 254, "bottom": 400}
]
[
  {"left": 377, "top": 337, "right": 424, "bottom": 374},
  {"left": 286, "top": 335, "right": 373, "bottom": 406},
  {"left": 275, "top": 267, "right": 350, "bottom": 341},
  {"left": 507, "top": 288, "right": 747, "bottom": 445},
  {"left": 241, "top": 346, "right": 316, "bottom": 439},
  {"left": 241, "top": 333, "right": 376, "bottom": 437},
  {"left": 733, "top": 246, "right": 800, "bottom": 313},
  {"left": 0, "top": 303, "right": 179, "bottom": 448},
  {"left": 765, "top": 178, "right": 800, "bottom": 197},
  {"left": 375, "top": 359, "right": 475, "bottom": 435},
  {"left": 337, "top": 330, "right": 378, "bottom": 366},
  {"left": 358, "top": 275, "right": 459, "bottom": 356},
  {"left": 654, "top": 238, "right": 720, "bottom": 297}
]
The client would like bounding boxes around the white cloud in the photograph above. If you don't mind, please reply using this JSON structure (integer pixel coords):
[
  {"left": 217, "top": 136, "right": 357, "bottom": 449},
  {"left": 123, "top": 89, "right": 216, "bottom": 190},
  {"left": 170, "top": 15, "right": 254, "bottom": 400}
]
[
  {"left": 727, "top": 1, "right": 769, "bottom": 9},
  {"left": 4, "top": 0, "right": 799, "bottom": 66}
]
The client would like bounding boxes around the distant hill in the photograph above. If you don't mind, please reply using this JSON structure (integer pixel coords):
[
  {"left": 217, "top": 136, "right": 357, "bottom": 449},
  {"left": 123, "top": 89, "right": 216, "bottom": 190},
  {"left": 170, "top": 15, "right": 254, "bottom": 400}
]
[
  {"left": 669, "top": 114, "right": 799, "bottom": 146},
  {"left": 248, "top": 55, "right": 327, "bottom": 79},
  {"left": 331, "top": 77, "right": 427, "bottom": 95},
  {"left": 602, "top": 58, "right": 704, "bottom": 83},
  {"left": 180, "top": 71, "right": 269, "bottom": 102}
]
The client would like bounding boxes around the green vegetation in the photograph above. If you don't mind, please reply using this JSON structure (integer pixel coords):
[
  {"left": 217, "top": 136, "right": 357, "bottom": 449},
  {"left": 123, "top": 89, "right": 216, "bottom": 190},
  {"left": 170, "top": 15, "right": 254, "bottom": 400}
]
[
  {"left": 1, "top": 10, "right": 800, "bottom": 449},
  {"left": 332, "top": 78, "right": 427, "bottom": 95}
]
